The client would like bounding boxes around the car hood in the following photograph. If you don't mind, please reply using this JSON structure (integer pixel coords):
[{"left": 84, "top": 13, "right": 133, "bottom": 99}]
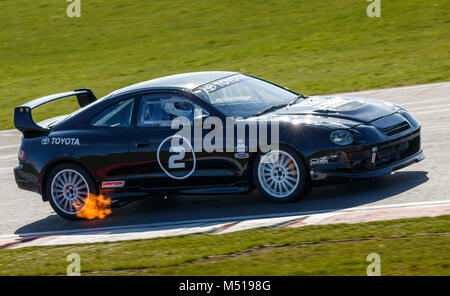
[{"left": 272, "top": 96, "right": 398, "bottom": 127}]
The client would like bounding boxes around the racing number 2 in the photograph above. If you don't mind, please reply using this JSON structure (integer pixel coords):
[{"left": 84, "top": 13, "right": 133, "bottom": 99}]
[
  {"left": 157, "top": 135, "right": 196, "bottom": 180},
  {"left": 169, "top": 146, "right": 185, "bottom": 169}
]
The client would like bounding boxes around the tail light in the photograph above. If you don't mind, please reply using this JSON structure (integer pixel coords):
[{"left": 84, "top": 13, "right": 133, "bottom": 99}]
[{"left": 18, "top": 148, "right": 27, "bottom": 161}]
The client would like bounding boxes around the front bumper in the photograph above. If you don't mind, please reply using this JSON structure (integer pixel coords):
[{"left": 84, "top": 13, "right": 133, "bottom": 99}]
[
  {"left": 310, "top": 128, "right": 424, "bottom": 181},
  {"left": 311, "top": 149, "right": 425, "bottom": 180}
]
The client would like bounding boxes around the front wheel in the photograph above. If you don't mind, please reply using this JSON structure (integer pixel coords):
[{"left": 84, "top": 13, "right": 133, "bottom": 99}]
[
  {"left": 253, "top": 147, "right": 310, "bottom": 203},
  {"left": 46, "top": 163, "right": 96, "bottom": 220}
]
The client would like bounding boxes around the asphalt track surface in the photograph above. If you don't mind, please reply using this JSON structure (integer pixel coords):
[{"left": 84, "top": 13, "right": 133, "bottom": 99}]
[{"left": 0, "top": 82, "right": 448, "bottom": 236}]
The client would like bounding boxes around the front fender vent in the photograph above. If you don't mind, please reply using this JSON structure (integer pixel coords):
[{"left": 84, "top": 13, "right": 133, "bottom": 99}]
[{"left": 382, "top": 121, "right": 410, "bottom": 136}]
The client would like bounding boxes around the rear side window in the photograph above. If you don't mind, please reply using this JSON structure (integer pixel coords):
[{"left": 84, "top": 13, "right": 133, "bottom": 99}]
[
  {"left": 138, "top": 94, "right": 205, "bottom": 127},
  {"left": 90, "top": 98, "right": 134, "bottom": 127}
]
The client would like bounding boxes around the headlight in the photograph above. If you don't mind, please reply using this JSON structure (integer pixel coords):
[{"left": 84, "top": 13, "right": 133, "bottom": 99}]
[{"left": 330, "top": 130, "right": 353, "bottom": 145}]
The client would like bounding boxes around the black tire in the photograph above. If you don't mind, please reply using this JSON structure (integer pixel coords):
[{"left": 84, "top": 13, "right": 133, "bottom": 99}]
[
  {"left": 253, "top": 146, "right": 311, "bottom": 203},
  {"left": 45, "top": 163, "right": 97, "bottom": 220}
]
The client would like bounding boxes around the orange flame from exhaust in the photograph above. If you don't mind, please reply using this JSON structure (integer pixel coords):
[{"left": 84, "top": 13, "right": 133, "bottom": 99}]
[{"left": 76, "top": 193, "right": 112, "bottom": 220}]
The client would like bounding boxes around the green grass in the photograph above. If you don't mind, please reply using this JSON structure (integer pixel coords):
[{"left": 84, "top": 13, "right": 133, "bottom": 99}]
[
  {"left": 0, "top": 0, "right": 449, "bottom": 129},
  {"left": 0, "top": 215, "right": 449, "bottom": 275}
]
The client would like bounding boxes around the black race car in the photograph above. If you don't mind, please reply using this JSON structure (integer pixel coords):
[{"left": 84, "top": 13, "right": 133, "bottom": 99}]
[{"left": 14, "top": 72, "right": 425, "bottom": 219}]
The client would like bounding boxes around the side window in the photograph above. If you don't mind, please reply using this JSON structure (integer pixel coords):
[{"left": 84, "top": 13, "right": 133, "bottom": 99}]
[
  {"left": 138, "top": 94, "right": 206, "bottom": 127},
  {"left": 90, "top": 98, "right": 135, "bottom": 127}
]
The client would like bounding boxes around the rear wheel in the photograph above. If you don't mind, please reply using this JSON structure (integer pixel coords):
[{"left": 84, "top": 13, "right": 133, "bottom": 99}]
[
  {"left": 253, "top": 147, "right": 310, "bottom": 203},
  {"left": 46, "top": 163, "right": 96, "bottom": 220}
]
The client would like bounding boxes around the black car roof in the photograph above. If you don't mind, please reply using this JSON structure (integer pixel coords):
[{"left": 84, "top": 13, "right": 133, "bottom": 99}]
[{"left": 109, "top": 71, "right": 237, "bottom": 96}]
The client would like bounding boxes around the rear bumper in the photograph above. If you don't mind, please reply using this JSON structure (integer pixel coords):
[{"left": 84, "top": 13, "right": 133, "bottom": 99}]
[
  {"left": 311, "top": 149, "right": 425, "bottom": 180},
  {"left": 14, "top": 164, "right": 40, "bottom": 194}
]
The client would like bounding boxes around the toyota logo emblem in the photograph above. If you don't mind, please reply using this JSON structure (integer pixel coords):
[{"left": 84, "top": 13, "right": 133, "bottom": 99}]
[{"left": 41, "top": 137, "right": 50, "bottom": 145}]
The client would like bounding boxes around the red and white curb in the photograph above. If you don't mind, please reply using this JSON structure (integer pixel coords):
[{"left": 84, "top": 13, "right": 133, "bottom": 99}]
[{"left": 1, "top": 200, "right": 449, "bottom": 249}]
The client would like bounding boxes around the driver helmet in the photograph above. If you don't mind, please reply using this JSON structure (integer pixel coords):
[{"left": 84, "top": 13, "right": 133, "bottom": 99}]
[{"left": 162, "top": 99, "right": 193, "bottom": 119}]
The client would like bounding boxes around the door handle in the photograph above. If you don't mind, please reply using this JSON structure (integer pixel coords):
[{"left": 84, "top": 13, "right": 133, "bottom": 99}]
[{"left": 135, "top": 141, "right": 150, "bottom": 148}]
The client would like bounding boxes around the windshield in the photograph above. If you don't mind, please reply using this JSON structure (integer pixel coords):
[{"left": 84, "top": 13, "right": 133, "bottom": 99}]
[{"left": 193, "top": 74, "right": 298, "bottom": 118}]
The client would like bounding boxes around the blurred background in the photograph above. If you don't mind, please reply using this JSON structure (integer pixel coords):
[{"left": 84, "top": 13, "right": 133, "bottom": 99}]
[{"left": 0, "top": 0, "right": 448, "bottom": 127}]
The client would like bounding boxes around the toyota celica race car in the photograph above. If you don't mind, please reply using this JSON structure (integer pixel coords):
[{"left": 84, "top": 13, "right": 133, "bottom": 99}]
[{"left": 14, "top": 71, "right": 425, "bottom": 219}]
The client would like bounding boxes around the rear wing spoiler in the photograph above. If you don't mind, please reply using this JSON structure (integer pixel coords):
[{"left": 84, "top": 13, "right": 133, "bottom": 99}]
[{"left": 14, "top": 88, "right": 97, "bottom": 135}]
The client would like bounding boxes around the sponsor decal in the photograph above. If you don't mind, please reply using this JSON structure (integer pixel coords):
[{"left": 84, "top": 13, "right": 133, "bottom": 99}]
[
  {"left": 41, "top": 137, "right": 50, "bottom": 145},
  {"left": 310, "top": 157, "right": 329, "bottom": 167},
  {"left": 235, "top": 140, "right": 247, "bottom": 153},
  {"left": 197, "top": 74, "right": 246, "bottom": 94},
  {"left": 234, "top": 152, "right": 249, "bottom": 159},
  {"left": 101, "top": 181, "right": 125, "bottom": 188},
  {"left": 371, "top": 147, "right": 378, "bottom": 164},
  {"left": 41, "top": 137, "right": 80, "bottom": 146}
]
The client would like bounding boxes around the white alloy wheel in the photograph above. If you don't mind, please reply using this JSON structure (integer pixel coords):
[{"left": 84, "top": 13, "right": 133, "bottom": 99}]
[
  {"left": 50, "top": 169, "right": 90, "bottom": 215},
  {"left": 257, "top": 150, "right": 300, "bottom": 198}
]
